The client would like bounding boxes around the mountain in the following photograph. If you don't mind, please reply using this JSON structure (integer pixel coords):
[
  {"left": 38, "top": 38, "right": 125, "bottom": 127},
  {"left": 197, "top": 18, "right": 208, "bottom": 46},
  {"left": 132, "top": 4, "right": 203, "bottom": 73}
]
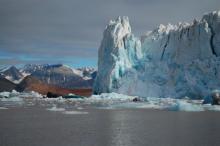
[
  {"left": 0, "top": 66, "right": 24, "bottom": 83},
  {"left": 21, "top": 64, "right": 96, "bottom": 89},
  {"left": 94, "top": 11, "right": 220, "bottom": 99},
  {"left": 0, "top": 65, "right": 94, "bottom": 96},
  {"left": 0, "top": 64, "right": 96, "bottom": 89},
  {"left": 16, "top": 75, "right": 92, "bottom": 96},
  {"left": 21, "top": 64, "right": 46, "bottom": 74},
  {"left": 0, "top": 75, "right": 16, "bottom": 92}
]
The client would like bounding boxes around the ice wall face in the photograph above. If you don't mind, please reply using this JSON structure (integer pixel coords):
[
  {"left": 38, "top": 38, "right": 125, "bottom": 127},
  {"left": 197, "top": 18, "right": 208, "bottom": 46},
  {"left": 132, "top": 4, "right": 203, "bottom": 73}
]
[
  {"left": 141, "top": 20, "right": 213, "bottom": 64},
  {"left": 94, "top": 11, "right": 220, "bottom": 99},
  {"left": 202, "top": 11, "right": 220, "bottom": 56},
  {"left": 94, "top": 16, "right": 142, "bottom": 94}
]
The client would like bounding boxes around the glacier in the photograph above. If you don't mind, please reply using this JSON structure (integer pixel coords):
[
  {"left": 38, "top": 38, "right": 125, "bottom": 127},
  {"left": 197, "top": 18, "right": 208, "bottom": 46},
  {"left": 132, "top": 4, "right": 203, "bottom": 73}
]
[{"left": 94, "top": 11, "right": 220, "bottom": 99}]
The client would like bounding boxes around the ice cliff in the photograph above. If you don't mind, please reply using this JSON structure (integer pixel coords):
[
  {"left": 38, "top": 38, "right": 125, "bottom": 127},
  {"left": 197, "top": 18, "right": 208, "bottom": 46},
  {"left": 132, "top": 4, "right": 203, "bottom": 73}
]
[{"left": 93, "top": 11, "right": 220, "bottom": 99}]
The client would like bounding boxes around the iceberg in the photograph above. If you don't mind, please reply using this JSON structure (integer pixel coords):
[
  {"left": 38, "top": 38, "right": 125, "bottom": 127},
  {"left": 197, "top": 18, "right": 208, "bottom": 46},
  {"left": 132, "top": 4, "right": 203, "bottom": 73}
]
[{"left": 94, "top": 11, "right": 220, "bottom": 99}]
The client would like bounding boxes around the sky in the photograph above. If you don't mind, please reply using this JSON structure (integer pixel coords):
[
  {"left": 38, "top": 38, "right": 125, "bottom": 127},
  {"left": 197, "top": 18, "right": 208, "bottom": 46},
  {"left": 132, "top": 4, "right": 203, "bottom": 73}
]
[{"left": 0, "top": 0, "right": 219, "bottom": 68}]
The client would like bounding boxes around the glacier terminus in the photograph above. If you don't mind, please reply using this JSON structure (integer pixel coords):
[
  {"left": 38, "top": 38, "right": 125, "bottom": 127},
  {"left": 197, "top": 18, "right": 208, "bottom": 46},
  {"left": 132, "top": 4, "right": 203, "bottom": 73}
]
[{"left": 94, "top": 11, "right": 220, "bottom": 99}]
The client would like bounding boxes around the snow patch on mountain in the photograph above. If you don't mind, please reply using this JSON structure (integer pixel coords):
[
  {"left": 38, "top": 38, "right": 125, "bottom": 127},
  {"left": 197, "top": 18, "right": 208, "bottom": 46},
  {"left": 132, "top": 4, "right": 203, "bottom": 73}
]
[{"left": 0, "top": 66, "right": 25, "bottom": 84}]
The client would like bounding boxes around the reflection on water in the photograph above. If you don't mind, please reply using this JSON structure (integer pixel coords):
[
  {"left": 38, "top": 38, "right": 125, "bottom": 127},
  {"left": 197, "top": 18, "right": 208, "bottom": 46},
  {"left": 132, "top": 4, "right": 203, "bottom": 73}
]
[
  {"left": 1, "top": 101, "right": 220, "bottom": 146},
  {"left": 107, "top": 110, "right": 220, "bottom": 146},
  {"left": 110, "top": 111, "right": 132, "bottom": 146}
]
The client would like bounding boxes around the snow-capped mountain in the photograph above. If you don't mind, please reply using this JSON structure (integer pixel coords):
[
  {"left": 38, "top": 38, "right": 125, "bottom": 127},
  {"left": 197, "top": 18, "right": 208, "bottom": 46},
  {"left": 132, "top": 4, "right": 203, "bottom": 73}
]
[
  {"left": 0, "top": 66, "right": 25, "bottom": 83},
  {"left": 21, "top": 64, "right": 96, "bottom": 81},
  {"left": 0, "top": 74, "right": 16, "bottom": 92},
  {"left": 26, "top": 64, "right": 96, "bottom": 89},
  {"left": 0, "top": 64, "right": 97, "bottom": 89},
  {"left": 94, "top": 11, "right": 220, "bottom": 99}
]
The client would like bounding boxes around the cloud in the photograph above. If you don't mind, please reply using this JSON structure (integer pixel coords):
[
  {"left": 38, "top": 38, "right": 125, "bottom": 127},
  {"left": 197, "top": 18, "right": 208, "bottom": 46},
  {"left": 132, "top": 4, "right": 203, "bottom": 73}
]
[{"left": 0, "top": 0, "right": 219, "bottom": 67}]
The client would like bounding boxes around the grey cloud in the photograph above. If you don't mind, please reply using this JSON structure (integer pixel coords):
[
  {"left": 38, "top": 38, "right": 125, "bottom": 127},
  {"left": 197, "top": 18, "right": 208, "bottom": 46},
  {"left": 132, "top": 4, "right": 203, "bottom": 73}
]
[{"left": 0, "top": 0, "right": 219, "bottom": 66}]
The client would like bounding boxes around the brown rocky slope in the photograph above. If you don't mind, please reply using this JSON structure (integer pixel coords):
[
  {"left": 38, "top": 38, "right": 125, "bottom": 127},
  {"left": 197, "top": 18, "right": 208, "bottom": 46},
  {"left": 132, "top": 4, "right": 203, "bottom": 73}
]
[{"left": 16, "top": 76, "right": 92, "bottom": 97}]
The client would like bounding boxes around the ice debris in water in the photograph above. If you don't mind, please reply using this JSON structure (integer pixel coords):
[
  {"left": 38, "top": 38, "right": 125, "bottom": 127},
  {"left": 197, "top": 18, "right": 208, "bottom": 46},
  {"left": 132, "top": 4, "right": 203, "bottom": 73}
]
[
  {"left": 0, "top": 90, "right": 43, "bottom": 99},
  {"left": 170, "top": 100, "right": 204, "bottom": 111},
  {"left": 1, "top": 91, "right": 220, "bottom": 112},
  {"left": 47, "top": 105, "right": 65, "bottom": 112},
  {"left": 86, "top": 93, "right": 220, "bottom": 112},
  {"left": 85, "top": 92, "right": 135, "bottom": 107},
  {"left": 0, "top": 90, "right": 18, "bottom": 98},
  {"left": 0, "top": 107, "right": 8, "bottom": 110},
  {"left": 63, "top": 111, "right": 88, "bottom": 115},
  {"left": 46, "top": 105, "right": 88, "bottom": 115},
  {"left": 90, "top": 92, "right": 134, "bottom": 100},
  {"left": 0, "top": 90, "right": 23, "bottom": 103},
  {"left": 0, "top": 90, "right": 43, "bottom": 107}
]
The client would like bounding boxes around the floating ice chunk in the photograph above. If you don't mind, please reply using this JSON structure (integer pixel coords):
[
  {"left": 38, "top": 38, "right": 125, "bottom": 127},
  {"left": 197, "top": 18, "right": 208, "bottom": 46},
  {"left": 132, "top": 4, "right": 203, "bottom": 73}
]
[
  {"left": 0, "top": 91, "right": 24, "bottom": 107},
  {"left": 11, "top": 90, "right": 19, "bottom": 94},
  {"left": 42, "top": 96, "right": 65, "bottom": 103},
  {"left": 171, "top": 100, "right": 204, "bottom": 112},
  {"left": 47, "top": 106, "right": 65, "bottom": 112},
  {"left": 87, "top": 93, "right": 135, "bottom": 107},
  {"left": 0, "top": 107, "right": 8, "bottom": 110},
  {"left": 63, "top": 111, "right": 88, "bottom": 115},
  {"left": 0, "top": 92, "right": 10, "bottom": 98},
  {"left": 1, "top": 96, "right": 23, "bottom": 102},
  {"left": 0, "top": 90, "right": 43, "bottom": 99},
  {"left": 136, "top": 98, "right": 205, "bottom": 111},
  {"left": 209, "top": 105, "right": 220, "bottom": 111},
  {"left": 77, "top": 107, "right": 84, "bottom": 110},
  {"left": 90, "top": 92, "right": 134, "bottom": 100},
  {"left": 68, "top": 93, "right": 75, "bottom": 96},
  {"left": 29, "top": 91, "right": 43, "bottom": 98},
  {"left": 17, "top": 91, "right": 43, "bottom": 98},
  {"left": 202, "top": 104, "right": 220, "bottom": 111}
]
